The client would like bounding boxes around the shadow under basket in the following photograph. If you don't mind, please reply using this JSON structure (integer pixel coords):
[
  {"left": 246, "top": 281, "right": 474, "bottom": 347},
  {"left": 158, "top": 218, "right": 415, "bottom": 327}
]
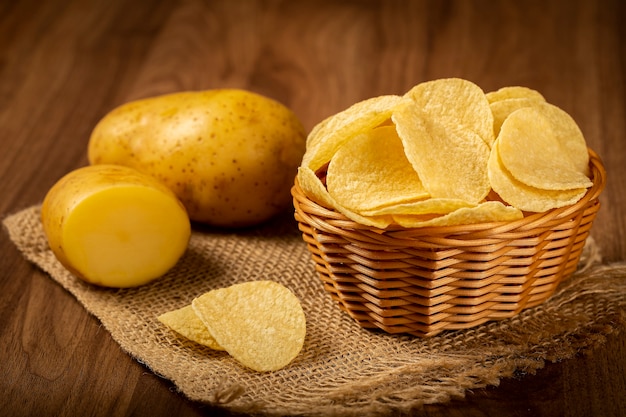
[{"left": 292, "top": 149, "right": 607, "bottom": 337}]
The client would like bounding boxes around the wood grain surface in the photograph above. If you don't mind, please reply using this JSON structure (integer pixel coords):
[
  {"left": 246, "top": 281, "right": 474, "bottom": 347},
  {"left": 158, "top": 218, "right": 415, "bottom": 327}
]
[{"left": 1, "top": 0, "right": 624, "bottom": 416}]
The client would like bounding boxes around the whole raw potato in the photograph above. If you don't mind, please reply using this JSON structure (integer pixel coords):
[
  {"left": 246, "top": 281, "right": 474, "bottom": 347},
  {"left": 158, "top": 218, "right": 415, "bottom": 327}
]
[{"left": 87, "top": 89, "right": 307, "bottom": 227}]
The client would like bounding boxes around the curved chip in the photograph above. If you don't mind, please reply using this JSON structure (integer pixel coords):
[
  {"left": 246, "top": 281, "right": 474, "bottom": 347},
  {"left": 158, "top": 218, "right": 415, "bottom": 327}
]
[
  {"left": 392, "top": 201, "right": 523, "bottom": 228},
  {"left": 296, "top": 166, "right": 335, "bottom": 209},
  {"left": 296, "top": 165, "right": 394, "bottom": 229},
  {"left": 486, "top": 86, "right": 546, "bottom": 104},
  {"left": 192, "top": 281, "right": 306, "bottom": 372},
  {"left": 488, "top": 140, "right": 588, "bottom": 212},
  {"left": 404, "top": 78, "right": 495, "bottom": 147},
  {"left": 361, "top": 197, "right": 473, "bottom": 217},
  {"left": 497, "top": 107, "right": 592, "bottom": 190},
  {"left": 490, "top": 97, "right": 545, "bottom": 137},
  {"left": 490, "top": 98, "right": 590, "bottom": 175},
  {"left": 533, "top": 102, "right": 590, "bottom": 175},
  {"left": 326, "top": 126, "right": 428, "bottom": 212},
  {"left": 487, "top": 86, "right": 546, "bottom": 137},
  {"left": 392, "top": 100, "right": 491, "bottom": 204},
  {"left": 158, "top": 305, "right": 224, "bottom": 351},
  {"left": 302, "top": 95, "right": 408, "bottom": 172}
]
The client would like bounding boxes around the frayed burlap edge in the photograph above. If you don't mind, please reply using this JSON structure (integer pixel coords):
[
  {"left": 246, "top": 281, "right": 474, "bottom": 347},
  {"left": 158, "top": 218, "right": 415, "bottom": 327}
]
[{"left": 3, "top": 205, "right": 626, "bottom": 417}]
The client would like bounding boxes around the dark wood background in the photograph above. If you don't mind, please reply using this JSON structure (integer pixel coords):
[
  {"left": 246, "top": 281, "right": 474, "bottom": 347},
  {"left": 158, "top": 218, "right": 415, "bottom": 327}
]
[{"left": 1, "top": 0, "right": 624, "bottom": 416}]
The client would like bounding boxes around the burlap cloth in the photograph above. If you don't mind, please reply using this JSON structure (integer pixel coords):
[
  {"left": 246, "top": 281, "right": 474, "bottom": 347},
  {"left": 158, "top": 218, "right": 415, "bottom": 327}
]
[{"left": 3, "top": 205, "right": 626, "bottom": 416}]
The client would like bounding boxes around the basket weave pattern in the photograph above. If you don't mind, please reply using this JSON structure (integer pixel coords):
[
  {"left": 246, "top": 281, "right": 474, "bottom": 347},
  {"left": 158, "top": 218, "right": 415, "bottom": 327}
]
[{"left": 292, "top": 149, "right": 606, "bottom": 337}]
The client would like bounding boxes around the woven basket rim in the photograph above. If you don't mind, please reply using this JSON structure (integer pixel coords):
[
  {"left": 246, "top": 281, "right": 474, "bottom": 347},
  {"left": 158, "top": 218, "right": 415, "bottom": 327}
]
[{"left": 292, "top": 148, "right": 606, "bottom": 236}]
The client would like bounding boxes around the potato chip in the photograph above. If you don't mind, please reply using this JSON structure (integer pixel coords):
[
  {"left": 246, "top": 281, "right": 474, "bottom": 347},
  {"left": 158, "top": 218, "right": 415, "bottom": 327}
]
[
  {"left": 326, "top": 126, "right": 428, "bottom": 212},
  {"left": 404, "top": 78, "right": 495, "bottom": 147},
  {"left": 335, "top": 207, "right": 394, "bottom": 229},
  {"left": 296, "top": 166, "right": 335, "bottom": 209},
  {"left": 158, "top": 305, "right": 224, "bottom": 350},
  {"left": 360, "top": 197, "right": 473, "bottom": 217},
  {"left": 532, "top": 101, "right": 590, "bottom": 176},
  {"left": 392, "top": 201, "right": 523, "bottom": 228},
  {"left": 490, "top": 97, "right": 545, "bottom": 137},
  {"left": 490, "top": 95, "right": 589, "bottom": 174},
  {"left": 497, "top": 107, "right": 592, "bottom": 190},
  {"left": 486, "top": 86, "right": 545, "bottom": 104},
  {"left": 302, "top": 95, "right": 408, "bottom": 172},
  {"left": 491, "top": 101, "right": 589, "bottom": 177},
  {"left": 192, "top": 281, "right": 306, "bottom": 372},
  {"left": 297, "top": 165, "right": 394, "bottom": 229},
  {"left": 488, "top": 140, "right": 588, "bottom": 212},
  {"left": 392, "top": 100, "right": 491, "bottom": 204}
]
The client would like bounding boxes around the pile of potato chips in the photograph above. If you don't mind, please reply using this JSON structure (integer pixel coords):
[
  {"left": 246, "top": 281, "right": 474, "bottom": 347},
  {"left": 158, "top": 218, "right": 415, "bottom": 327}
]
[
  {"left": 158, "top": 280, "right": 306, "bottom": 372},
  {"left": 297, "top": 78, "right": 593, "bottom": 228}
]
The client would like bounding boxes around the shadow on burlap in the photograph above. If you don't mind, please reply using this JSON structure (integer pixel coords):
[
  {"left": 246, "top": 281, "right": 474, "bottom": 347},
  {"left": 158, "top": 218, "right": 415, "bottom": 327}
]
[{"left": 3, "top": 205, "right": 626, "bottom": 417}]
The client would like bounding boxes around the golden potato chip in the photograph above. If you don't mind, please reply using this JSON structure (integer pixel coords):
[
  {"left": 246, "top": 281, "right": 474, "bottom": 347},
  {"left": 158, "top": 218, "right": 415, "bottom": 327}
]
[
  {"left": 296, "top": 166, "right": 335, "bottom": 209},
  {"left": 486, "top": 86, "right": 545, "bottom": 104},
  {"left": 326, "top": 126, "right": 428, "bottom": 212},
  {"left": 490, "top": 97, "right": 545, "bottom": 137},
  {"left": 192, "top": 281, "right": 306, "bottom": 372},
  {"left": 497, "top": 107, "right": 592, "bottom": 190},
  {"left": 297, "top": 165, "right": 394, "bottom": 229},
  {"left": 334, "top": 206, "right": 393, "bottom": 229},
  {"left": 490, "top": 96, "right": 589, "bottom": 175},
  {"left": 158, "top": 305, "right": 224, "bottom": 350},
  {"left": 336, "top": 207, "right": 393, "bottom": 229},
  {"left": 302, "top": 95, "right": 408, "bottom": 172},
  {"left": 360, "top": 197, "right": 473, "bottom": 217},
  {"left": 392, "top": 100, "right": 491, "bottom": 203},
  {"left": 532, "top": 101, "right": 590, "bottom": 176},
  {"left": 488, "top": 140, "right": 588, "bottom": 212},
  {"left": 392, "top": 201, "right": 523, "bottom": 228},
  {"left": 491, "top": 101, "right": 589, "bottom": 176},
  {"left": 404, "top": 78, "right": 495, "bottom": 147}
]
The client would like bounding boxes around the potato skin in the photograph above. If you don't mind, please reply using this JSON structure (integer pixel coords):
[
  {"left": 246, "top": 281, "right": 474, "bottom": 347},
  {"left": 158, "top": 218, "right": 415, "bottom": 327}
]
[{"left": 88, "top": 89, "right": 307, "bottom": 228}]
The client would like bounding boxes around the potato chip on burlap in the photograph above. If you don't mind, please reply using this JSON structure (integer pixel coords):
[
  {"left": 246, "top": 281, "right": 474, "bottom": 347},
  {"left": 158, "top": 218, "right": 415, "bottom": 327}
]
[
  {"left": 158, "top": 305, "right": 224, "bottom": 350},
  {"left": 192, "top": 281, "right": 306, "bottom": 372}
]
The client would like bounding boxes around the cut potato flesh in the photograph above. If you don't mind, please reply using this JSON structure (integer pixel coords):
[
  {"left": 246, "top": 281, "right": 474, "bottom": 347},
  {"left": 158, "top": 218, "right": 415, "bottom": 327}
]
[{"left": 41, "top": 165, "right": 191, "bottom": 288}]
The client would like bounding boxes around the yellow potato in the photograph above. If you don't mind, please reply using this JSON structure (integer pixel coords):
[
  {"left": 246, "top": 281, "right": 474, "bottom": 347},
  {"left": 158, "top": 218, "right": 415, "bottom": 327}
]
[
  {"left": 41, "top": 165, "right": 191, "bottom": 288},
  {"left": 88, "top": 89, "right": 306, "bottom": 228}
]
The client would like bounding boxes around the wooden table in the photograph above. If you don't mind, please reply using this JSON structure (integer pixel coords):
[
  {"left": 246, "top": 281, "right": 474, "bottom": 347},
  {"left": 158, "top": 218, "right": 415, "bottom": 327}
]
[{"left": 1, "top": 0, "right": 624, "bottom": 416}]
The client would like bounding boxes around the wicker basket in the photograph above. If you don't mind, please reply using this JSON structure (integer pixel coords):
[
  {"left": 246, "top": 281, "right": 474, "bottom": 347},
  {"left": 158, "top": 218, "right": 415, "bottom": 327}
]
[{"left": 292, "top": 149, "right": 606, "bottom": 337}]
